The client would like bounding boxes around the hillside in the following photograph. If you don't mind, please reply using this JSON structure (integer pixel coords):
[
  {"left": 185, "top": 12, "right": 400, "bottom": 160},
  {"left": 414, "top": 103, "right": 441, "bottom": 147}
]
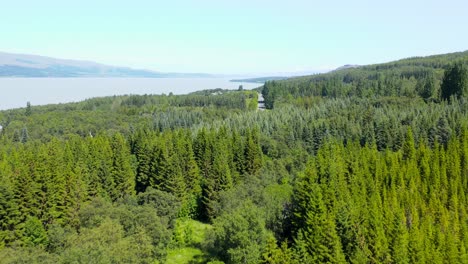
[
  {"left": 0, "top": 51, "right": 214, "bottom": 78},
  {"left": 261, "top": 50, "right": 468, "bottom": 108},
  {"left": 0, "top": 51, "right": 468, "bottom": 263},
  {"left": 230, "top": 76, "right": 289, "bottom": 83}
]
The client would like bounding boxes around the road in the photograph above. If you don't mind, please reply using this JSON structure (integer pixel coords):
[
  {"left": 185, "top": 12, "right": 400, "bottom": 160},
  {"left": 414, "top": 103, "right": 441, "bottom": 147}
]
[{"left": 258, "top": 93, "right": 265, "bottom": 110}]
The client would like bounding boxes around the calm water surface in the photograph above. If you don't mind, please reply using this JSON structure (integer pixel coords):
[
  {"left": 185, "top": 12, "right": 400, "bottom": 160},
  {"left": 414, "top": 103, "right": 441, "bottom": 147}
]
[{"left": 0, "top": 78, "right": 262, "bottom": 110}]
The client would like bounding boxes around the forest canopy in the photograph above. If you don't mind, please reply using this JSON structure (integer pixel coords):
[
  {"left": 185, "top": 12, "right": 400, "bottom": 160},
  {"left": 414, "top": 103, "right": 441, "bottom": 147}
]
[{"left": 0, "top": 51, "right": 468, "bottom": 263}]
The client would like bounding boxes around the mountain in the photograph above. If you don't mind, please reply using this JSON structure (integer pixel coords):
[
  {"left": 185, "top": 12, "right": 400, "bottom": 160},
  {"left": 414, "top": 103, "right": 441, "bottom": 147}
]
[
  {"left": 334, "top": 64, "right": 360, "bottom": 71},
  {"left": 230, "top": 76, "right": 289, "bottom": 83},
  {"left": 230, "top": 70, "right": 327, "bottom": 83},
  {"left": 0, "top": 52, "right": 214, "bottom": 78}
]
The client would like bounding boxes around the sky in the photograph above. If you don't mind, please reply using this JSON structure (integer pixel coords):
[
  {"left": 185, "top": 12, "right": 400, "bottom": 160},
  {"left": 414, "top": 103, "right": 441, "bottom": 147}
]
[{"left": 1, "top": 0, "right": 467, "bottom": 75}]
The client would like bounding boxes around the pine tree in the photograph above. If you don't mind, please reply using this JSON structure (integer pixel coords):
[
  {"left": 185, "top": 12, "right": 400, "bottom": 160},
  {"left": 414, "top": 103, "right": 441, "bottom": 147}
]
[
  {"left": 0, "top": 182, "right": 18, "bottom": 246},
  {"left": 23, "top": 216, "right": 48, "bottom": 246},
  {"left": 25, "top": 102, "right": 32, "bottom": 116},
  {"left": 193, "top": 127, "right": 213, "bottom": 181},
  {"left": 161, "top": 153, "right": 186, "bottom": 200},
  {"left": 416, "top": 75, "right": 435, "bottom": 99},
  {"left": 179, "top": 131, "right": 202, "bottom": 217},
  {"left": 110, "top": 133, "right": 135, "bottom": 200},
  {"left": 435, "top": 117, "right": 451, "bottom": 147},
  {"left": 368, "top": 189, "right": 390, "bottom": 263},
  {"left": 244, "top": 128, "right": 262, "bottom": 175},
  {"left": 293, "top": 179, "right": 345, "bottom": 263},
  {"left": 441, "top": 62, "right": 468, "bottom": 101},
  {"left": 43, "top": 139, "right": 68, "bottom": 225},
  {"left": 63, "top": 140, "right": 87, "bottom": 228},
  {"left": 390, "top": 210, "right": 409, "bottom": 264},
  {"left": 231, "top": 130, "right": 244, "bottom": 182},
  {"left": 20, "top": 127, "right": 29, "bottom": 143},
  {"left": 408, "top": 209, "right": 425, "bottom": 264},
  {"left": 402, "top": 127, "right": 416, "bottom": 162},
  {"left": 87, "top": 135, "right": 114, "bottom": 198},
  {"left": 213, "top": 139, "right": 233, "bottom": 191},
  {"left": 262, "top": 235, "right": 296, "bottom": 264},
  {"left": 134, "top": 130, "right": 152, "bottom": 193},
  {"left": 262, "top": 84, "right": 274, "bottom": 109},
  {"left": 147, "top": 142, "right": 164, "bottom": 189},
  {"left": 12, "top": 146, "right": 42, "bottom": 236}
]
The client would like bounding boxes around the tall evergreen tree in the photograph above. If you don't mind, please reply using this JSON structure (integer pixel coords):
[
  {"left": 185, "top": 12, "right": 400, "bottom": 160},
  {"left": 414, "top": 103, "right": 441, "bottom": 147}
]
[
  {"left": 110, "top": 133, "right": 135, "bottom": 200},
  {"left": 244, "top": 128, "right": 263, "bottom": 175},
  {"left": 402, "top": 127, "right": 416, "bottom": 162},
  {"left": 441, "top": 62, "right": 468, "bottom": 101},
  {"left": 292, "top": 173, "right": 345, "bottom": 263}
]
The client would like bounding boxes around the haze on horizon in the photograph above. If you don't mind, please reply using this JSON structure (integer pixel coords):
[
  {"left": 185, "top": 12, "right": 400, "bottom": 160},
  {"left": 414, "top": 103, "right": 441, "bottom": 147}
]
[{"left": 1, "top": 0, "right": 467, "bottom": 75}]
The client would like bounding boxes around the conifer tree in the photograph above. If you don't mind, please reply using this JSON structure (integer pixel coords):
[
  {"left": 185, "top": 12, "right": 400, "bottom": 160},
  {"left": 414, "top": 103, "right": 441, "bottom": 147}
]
[
  {"left": 110, "top": 133, "right": 135, "bottom": 200},
  {"left": 134, "top": 131, "right": 152, "bottom": 193},
  {"left": 390, "top": 210, "right": 409, "bottom": 264},
  {"left": 402, "top": 127, "right": 416, "bottom": 161},
  {"left": 42, "top": 139, "right": 68, "bottom": 225},
  {"left": 441, "top": 62, "right": 468, "bottom": 101},
  {"left": 63, "top": 141, "right": 87, "bottom": 228},
  {"left": 179, "top": 131, "right": 202, "bottom": 217},
  {"left": 231, "top": 130, "right": 244, "bottom": 182},
  {"left": 244, "top": 128, "right": 262, "bottom": 175},
  {"left": 0, "top": 183, "right": 18, "bottom": 246},
  {"left": 23, "top": 216, "right": 48, "bottom": 246},
  {"left": 293, "top": 179, "right": 345, "bottom": 263}
]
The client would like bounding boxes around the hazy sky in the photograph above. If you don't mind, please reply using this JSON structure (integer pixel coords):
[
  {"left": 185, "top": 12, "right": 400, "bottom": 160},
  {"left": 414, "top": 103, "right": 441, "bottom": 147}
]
[{"left": 1, "top": 0, "right": 467, "bottom": 74}]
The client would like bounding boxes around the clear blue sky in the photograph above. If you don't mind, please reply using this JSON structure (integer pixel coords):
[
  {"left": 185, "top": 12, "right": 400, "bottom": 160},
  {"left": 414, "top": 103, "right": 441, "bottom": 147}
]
[{"left": 1, "top": 0, "right": 467, "bottom": 74}]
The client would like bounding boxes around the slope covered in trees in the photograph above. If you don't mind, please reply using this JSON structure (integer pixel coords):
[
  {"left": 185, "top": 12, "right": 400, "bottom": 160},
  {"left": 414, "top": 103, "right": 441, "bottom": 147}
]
[
  {"left": 262, "top": 50, "right": 468, "bottom": 108},
  {"left": 0, "top": 51, "right": 468, "bottom": 263}
]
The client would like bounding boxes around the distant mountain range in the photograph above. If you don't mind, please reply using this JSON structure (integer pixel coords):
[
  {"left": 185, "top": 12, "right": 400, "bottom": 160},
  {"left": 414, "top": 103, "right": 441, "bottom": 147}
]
[
  {"left": 0, "top": 52, "right": 214, "bottom": 78},
  {"left": 230, "top": 76, "right": 290, "bottom": 83},
  {"left": 230, "top": 65, "right": 358, "bottom": 83},
  {"left": 333, "top": 64, "right": 360, "bottom": 71}
]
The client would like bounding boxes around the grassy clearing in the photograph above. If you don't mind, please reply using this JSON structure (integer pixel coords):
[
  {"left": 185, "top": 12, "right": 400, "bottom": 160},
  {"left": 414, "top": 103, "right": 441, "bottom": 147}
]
[
  {"left": 166, "top": 247, "right": 208, "bottom": 264},
  {"left": 166, "top": 219, "right": 214, "bottom": 264}
]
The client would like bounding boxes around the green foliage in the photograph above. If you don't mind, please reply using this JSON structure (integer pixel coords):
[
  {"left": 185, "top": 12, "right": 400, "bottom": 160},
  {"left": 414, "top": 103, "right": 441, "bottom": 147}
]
[
  {"left": 292, "top": 177, "right": 346, "bottom": 263},
  {"left": 402, "top": 127, "right": 416, "bottom": 161},
  {"left": 259, "top": 51, "right": 468, "bottom": 105},
  {"left": 261, "top": 82, "right": 275, "bottom": 109},
  {"left": 25, "top": 102, "right": 32, "bottom": 116},
  {"left": 167, "top": 219, "right": 213, "bottom": 263},
  {"left": 0, "top": 182, "right": 17, "bottom": 247},
  {"left": 0, "top": 246, "right": 58, "bottom": 263},
  {"left": 206, "top": 201, "right": 268, "bottom": 264},
  {"left": 416, "top": 73, "right": 436, "bottom": 99},
  {"left": 166, "top": 247, "right": 208, "bottom": 264},
  {"left": 0, "top": 91, "right": 257, "bottom": 142},
  {"left": 137, "top": 187, "right": 180, "bottom": 222},
  {"left": 109, "top": 133, "right": 136, "bottom": 200},
  {"left": 261, "top": 235, "right": 296, "bottom": 264},
  {"left": 24, "top": 216, "right": 48, "bottom": 247},
  {"left": 1, "top": 50, "right": 468, "bottom": 263},
  {"left": 441, "top": 62, "right": 468, "bottom": 101},
  {"left": 288, "top": 133, "right": 468, "bottom": 263}
]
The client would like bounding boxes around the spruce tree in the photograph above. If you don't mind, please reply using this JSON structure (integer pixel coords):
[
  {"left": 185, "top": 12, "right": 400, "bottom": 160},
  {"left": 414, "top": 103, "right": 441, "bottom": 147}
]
[
  {"left": 110, "top": 133, "right": 135, "bottom": 200},
  {"left": 441, "top": 62, "right": 468, "bottom": 101},
  {"left": 402, "top": 127, "right": 416, "bottom": 162}
]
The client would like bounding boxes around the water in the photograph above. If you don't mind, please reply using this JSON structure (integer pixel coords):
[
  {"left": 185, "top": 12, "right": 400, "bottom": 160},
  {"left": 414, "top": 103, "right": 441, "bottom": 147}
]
[{"left": 0, "top": 78, "right": 263, "bottom": 110}]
